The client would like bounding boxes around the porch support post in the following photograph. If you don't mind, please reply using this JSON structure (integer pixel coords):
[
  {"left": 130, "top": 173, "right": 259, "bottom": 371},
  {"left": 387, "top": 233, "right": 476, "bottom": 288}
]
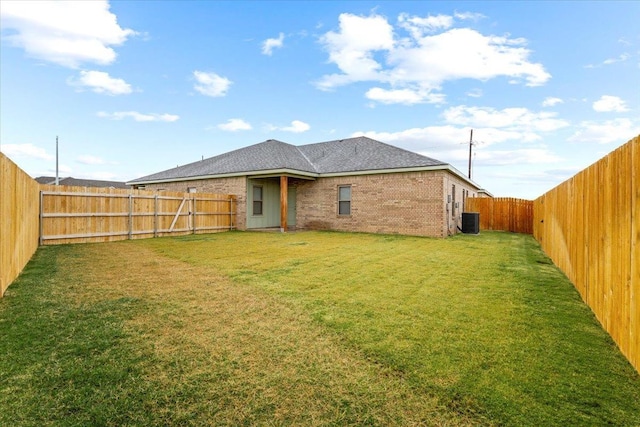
[{"left": 280, "top": 175, "right": 288, "bottom": 232}]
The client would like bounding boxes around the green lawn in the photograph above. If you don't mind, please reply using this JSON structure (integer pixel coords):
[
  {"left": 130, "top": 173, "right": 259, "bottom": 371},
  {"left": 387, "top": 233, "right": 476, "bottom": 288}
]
[{"left": 1, "top": 231, "right": 638, "bottom": 426}]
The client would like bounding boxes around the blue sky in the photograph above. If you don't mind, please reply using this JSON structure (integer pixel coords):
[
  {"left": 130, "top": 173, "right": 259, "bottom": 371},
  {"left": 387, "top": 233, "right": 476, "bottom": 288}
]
[{"left": 1, "top": 1, "right": 638, "bottom": 199}]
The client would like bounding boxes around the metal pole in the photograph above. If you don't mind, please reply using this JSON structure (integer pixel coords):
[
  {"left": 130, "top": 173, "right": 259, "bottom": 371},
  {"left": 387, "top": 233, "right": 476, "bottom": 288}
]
[{"left": 468, "top": 129, "right": 473, "bottom": 179}]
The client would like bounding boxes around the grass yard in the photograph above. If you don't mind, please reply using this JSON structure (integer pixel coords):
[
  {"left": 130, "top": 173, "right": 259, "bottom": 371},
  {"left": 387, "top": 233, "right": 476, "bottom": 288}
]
[{"left": 1, "top": 231, "right": 639, "bottom": 426}]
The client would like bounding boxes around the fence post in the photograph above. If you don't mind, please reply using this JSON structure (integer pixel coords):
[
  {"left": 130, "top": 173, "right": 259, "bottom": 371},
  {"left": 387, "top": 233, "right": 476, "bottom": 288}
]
[
  {"left": 128, "top": 194, "right": 133, "bottom": 240},
  {"left": 39, "top": 191, "right": 44, "bottom": 246},
  {"left": 154, "top": 194, "right": 158, "bottom": 238},
  {"left": 229, "top": 196, "right": 233, "bottom": 230},
  {"left": 192, "top": 196, "right": 196, "bottom": 234}
]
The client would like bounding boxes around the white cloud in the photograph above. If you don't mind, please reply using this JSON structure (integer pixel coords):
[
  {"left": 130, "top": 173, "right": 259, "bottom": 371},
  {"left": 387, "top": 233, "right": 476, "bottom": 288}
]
[
  {"left": 78, "top": 171, "right": 118, "bottom": 180},
  {"left": 267, "top": 120, "right": 310, "bottom": 133},
  {"left": 568, "top": 118, "right": 640, "bottom": 144},
  {"left": 466, "top": 88, "right": 483, "bottom": 98},
  {"left": 193, "top": 71, "right": 232, "bottom": 97},
  {"left": 46, "top": 163, "right": 72, "bottom": 175},
  {"left": 482, "top": 168, "right": 576, "bottom": 187},
  {"left": 603, "top": 53, "right": 630, "bottom": 64},
  {"left": 354, "top": 126, "right": 527, "bottom": 152},
  {"left": 352, "top": 126, "right": 560, "bottom": 168},
  {"left": 443, "top": 105, "right": 569, "bottom": 133},
  {"left": 283, "top": 120, "right": 311, "bottom": 133},
  {"left": 317, "top": 12, "right": 550, "bottom": 104},
  {"left": 97, "top": 111, "right": 179, "bottom": 122},
  {"left": 68, "top": 70, "right": 132, "bottom": 95},
  {"left": 261, "top": 32, "right": 284, "bottom": 55},
  {"left": 618, "top": 37, "right": 631, "bottom": 46},
  {"left": 398, "top": 13, "right": 453, "bottom": 38},
  {"left": 0, "top": 0, "right": 136, "bottom": 68},
  {"left": 586, "top": 53, "right": 630, "bottom": 68},
  {"left": 365, "top": 87, "right": 445, "bottom": 105},
  {"left": 388, "top": 28, "right": 550, "bottom": 87},
  {"left": 353, "top": 103, "right": 569, "bottom": 168},
  {"left": 317, "top": 13, "right": 394, "bottom": 90},
  {"left": 453, "top": 11, "right": 486, "bottom": 21},
  {"left": 1, "top": 143, "right": 54, "bottom": 160},
  {"left": 474, "top": 148, "right": 561, "bottom": 166},
  {"left": 592, "top": 95, "right": 629, "bottom": 112},
  {"left": 76, "top": 154, "right": 106, "bottom": 165},
  {"left": 542, "top": 97, "right": 563, "bottom": 107},
  {"left": 217, "top": 118, "right": 252, "bottom": 131}
]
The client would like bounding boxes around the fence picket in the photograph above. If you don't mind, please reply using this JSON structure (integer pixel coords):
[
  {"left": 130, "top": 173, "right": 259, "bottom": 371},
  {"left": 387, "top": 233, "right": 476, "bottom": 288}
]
[
  {"left": 1, "top": 153, "right": 40, "bottom": 296},
  {"left": 39, "top": 186, "right": 237, "bottom": 245},
  {"left": 533, "top": 135, "right": 639, "bottom": 373},
  {"left": 465, "top": 197, "right": 533, "bottom": 234}
]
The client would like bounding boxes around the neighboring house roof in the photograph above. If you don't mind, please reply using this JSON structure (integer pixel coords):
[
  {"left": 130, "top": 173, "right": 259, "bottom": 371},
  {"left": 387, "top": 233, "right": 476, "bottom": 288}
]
[
  {"left": 128, "top": 136, "right": 480, "bottom": 189},
  {"left": 36, "top": 176, "right": 130, "bottom": 189}
]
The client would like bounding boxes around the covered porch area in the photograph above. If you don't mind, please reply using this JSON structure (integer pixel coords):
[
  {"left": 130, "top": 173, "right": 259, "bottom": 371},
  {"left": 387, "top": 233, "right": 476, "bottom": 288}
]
[{"left": 246, "top": 174, "right": 313, "bottom": 232}]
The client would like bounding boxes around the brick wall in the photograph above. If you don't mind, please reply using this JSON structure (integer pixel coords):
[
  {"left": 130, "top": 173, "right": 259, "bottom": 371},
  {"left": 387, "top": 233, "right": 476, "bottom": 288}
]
[
  {"left": 295, "top": 171, "right": 447, "bottom": 237},
  {"left": 443, "top": 173, "right": 480, "bottom": 236},
  {"left": 141, "top": 170, "right": 482, "bottom": 237},
  {"left": 144, "top": 177, "right": 247, "bottom": 230}
]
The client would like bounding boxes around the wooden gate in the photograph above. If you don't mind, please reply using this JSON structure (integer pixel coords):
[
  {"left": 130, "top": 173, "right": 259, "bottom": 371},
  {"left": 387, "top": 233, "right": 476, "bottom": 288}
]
[{"left": 39, "top": 186, "right": 236, "bottom": 245}]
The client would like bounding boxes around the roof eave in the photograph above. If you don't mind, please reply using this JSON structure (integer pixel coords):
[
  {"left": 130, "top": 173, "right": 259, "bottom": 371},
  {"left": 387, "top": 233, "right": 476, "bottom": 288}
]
[
  {"left": 126, "top": 168, "right": 319, "bottom": 185},
  {"left": 321, "top": 165, "right": 483, "bottom": 189},
  {"left": 128, "top": 165, "right": 484, "bottom": 190},
  {"left": 443, "top": 164, "right": 484, "bottom": 190}
]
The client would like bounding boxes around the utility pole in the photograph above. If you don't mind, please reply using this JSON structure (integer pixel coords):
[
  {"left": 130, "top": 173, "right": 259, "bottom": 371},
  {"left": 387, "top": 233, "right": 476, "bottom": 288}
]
[
  {"left": 55, "top": 136, "right": 59, "bottom": 185},
  {"left": 468, "top": 129, "right": 473, "bottom": 179}
]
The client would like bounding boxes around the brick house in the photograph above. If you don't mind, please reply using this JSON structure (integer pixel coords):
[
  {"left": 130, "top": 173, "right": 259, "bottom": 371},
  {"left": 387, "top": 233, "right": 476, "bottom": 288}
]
[{"left": 127, "top": 137, "right": 490, "bottom": 237}]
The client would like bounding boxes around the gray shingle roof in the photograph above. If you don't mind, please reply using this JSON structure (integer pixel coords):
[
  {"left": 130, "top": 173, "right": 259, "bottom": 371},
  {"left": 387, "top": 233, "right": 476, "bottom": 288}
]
[
  {"left": 128, "top": 136, "right": 446, "bottom": 184},
  {"left": 299, "top": 136, "right": 444, "bottom": 173},
  {"left": 36, "top": 176, "right": 130, "bottom": 189}
]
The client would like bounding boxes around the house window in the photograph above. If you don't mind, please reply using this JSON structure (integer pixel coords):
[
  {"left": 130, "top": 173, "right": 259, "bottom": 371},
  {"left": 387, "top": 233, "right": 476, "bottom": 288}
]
[
  {"left": 253, "top": 185, "right": 263, "bottom": 215},
  {"left": 338, "top": 185, "right": 351, "bottom": 215},
  {"left": 187, "top": 187, "right": 197, "bottom": 193}
]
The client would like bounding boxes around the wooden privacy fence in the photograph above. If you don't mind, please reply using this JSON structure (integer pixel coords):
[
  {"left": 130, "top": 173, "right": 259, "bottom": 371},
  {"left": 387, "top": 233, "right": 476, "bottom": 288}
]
[
  {"left": 1, "top": 168, "right": 238, "bottom": 296},
  {"left": 1, "top": 153, "right": 40, "bottom": 297},
  {"left": 465, "top": 197, "right": 533, "bottom": 234},
  {"left": 533, "top": 135, "right": 639, "bottom": 373},
  {"left": 40, "top": 185, "right": 236, "bottom": 245}
]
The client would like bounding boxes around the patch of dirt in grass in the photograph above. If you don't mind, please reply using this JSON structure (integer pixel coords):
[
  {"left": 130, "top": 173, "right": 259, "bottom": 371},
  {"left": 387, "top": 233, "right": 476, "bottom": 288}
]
[{"left": 57, "top": 241, "right": 477, "bottom": 426}]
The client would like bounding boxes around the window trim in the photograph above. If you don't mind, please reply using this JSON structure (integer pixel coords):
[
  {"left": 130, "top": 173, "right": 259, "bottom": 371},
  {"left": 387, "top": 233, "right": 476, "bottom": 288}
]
[
  {"left": 337, "top": 185, "right": 351, "bottom": 216},
  {"left": 252, "top": 185, "right": 263, "bottom": 216}
]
